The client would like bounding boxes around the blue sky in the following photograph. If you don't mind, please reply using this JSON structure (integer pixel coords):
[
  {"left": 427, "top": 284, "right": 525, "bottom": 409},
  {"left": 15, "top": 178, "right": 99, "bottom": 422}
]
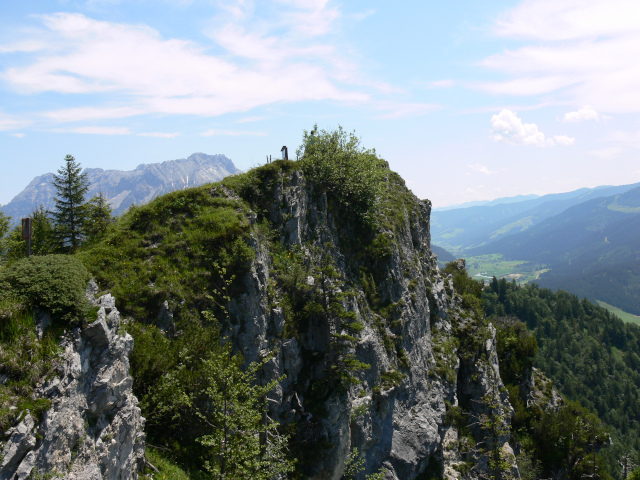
[{"left": 2, "top": 0, "right": 640, "bottom": 208}]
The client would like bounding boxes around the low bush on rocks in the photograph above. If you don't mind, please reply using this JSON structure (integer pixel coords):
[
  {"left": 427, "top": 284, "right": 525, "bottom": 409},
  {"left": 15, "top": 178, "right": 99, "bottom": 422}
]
[{"left": 0, "top": 254, "right": 92, "bottom": 324}]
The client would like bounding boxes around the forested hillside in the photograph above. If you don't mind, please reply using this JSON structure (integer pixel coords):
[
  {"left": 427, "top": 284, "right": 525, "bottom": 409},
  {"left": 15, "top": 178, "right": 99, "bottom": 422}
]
[{"left": 484, "top": 278, "right": 640, "bottom": 478}]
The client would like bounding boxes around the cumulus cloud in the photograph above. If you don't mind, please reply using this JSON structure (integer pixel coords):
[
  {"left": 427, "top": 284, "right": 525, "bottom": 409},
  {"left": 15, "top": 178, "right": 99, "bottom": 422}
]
[
  {"left": 553, "top": 135, "right": 575, "bottom": 146},
  {"left": 479, "top": 0, "right": 640, "bottom": 113},
  {"left": 563, "top": 105, "right": 602, "bottom": 122},
  {"left": 490, "top": 109, "right": 574, "bottom": 147}
]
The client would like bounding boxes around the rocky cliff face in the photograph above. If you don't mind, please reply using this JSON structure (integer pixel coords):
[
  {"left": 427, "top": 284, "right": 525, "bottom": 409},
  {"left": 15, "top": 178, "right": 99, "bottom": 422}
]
[
  {"left": 23, "top": 161, "right": 518, "bottom": 479},
  {"left": 209, "top": 167, "right": 519, "bottom": 479},
  {"left": 0, "top": 286, "right": 144, "bottom": 480}
]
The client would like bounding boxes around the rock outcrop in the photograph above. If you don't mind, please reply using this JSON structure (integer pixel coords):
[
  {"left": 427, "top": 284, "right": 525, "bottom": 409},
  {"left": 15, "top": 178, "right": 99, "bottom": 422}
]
[
  {"left": 0, "top": 288, "right": 145, "bottom": 480},
  {"left": 210, "top": 168, "right": 519, "bottom": 480}
]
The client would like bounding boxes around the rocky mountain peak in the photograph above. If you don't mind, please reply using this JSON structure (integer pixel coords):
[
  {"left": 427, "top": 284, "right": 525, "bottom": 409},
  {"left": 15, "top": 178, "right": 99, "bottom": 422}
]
[{"left": 1, "top": 153, "right": 239, "bottom": 221}]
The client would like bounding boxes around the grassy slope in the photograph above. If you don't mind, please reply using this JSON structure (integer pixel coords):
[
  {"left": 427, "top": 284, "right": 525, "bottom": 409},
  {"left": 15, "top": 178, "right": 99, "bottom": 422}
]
[{"left": 596, "top": 300, "right": 640, "bottom": 325}]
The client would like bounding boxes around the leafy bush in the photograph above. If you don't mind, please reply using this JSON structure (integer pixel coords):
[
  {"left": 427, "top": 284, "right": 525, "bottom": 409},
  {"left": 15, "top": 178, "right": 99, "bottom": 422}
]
[
  {"left": 0, "top": 254, "right": 91, "bottom": 323},
  {"left": 298, "top": 125, "right": 387, "bottom": 228}
]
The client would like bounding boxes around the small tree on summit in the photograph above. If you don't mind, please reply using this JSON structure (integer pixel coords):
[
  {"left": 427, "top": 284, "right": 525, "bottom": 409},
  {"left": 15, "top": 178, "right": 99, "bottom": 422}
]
[{"left": 52, "top": 154, "right": 90, "bottom": 252}]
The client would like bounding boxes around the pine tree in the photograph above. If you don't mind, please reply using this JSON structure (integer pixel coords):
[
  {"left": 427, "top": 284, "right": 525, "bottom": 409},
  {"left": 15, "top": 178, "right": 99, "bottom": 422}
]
[{"left": 51, "top": 154, "right": 90, "bottom": 251}]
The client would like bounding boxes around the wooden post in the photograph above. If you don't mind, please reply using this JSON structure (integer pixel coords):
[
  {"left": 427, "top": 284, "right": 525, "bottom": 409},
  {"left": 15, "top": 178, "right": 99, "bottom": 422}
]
[{"left": 22, "top": 217, "right": 33, "bottom": 258}]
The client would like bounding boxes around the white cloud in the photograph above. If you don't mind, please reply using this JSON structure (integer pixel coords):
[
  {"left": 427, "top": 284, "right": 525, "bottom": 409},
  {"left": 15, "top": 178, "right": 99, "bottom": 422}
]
[
  {"left": 0, "top": 112, "right": 30, "bottom": 131},
  {"left": 563, "top": 105, "right": 602, "bottom": 122},
  {"left": 42, "top": 106, "right": 144, "bottom": 122},
  {"left": 51, "top": 126, "right": 131, "bottom": 135},
  {"left": 427, "top": 80, "right": 454, "bottom": 89},
  {"left": 490, "top": 109, "right": 574, "bottom": 147},
  {"left": 480, "top": 0, "right": 640, "bottom": 113},
  {"left": 0, "top": 8, "right": 370, "bottom": 123},
  {"left": 467, "top": 164, "right": 496, "bottom": 175},
  {"left": 9, "top": 133, "right": 25, "bottom": 138},
  {"left": 201, "top": 129, "right": 267, "bottom": 136},
  {"left": 553, "top": 135, "right": 575, "bottom": 146},
  {"left": 494, "top": 0, "right": 640, "bottom": 41},
  {"left": 138, "top": 132, "right": 180, "bottom": 138},
  {"left": 0, "top": 41, "right": 47, "bottom": 53}
]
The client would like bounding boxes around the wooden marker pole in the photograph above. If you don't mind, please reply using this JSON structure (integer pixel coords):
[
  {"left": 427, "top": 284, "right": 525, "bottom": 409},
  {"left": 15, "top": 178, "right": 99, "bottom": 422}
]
[{"left": 22, "top": 217, "right": 33, "bottom": 258}]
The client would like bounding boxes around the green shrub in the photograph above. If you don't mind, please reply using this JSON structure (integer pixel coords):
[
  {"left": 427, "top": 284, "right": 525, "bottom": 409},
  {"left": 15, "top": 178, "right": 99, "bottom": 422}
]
[
  {"left": 0, "top": 254, "right": 91, "bottom": 324},
  {"left": 0, "top": 309, "right": 61, "bottom": 432},
  {"left": 298, "top": 125, "right": 387, "bottom": 229}
]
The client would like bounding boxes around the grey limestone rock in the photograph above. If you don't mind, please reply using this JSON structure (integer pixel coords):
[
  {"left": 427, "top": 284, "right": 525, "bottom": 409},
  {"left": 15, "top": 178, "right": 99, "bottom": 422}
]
[
  {"left": 219, "top": 168, "right": 518, "bottom": 480},
  {"left": 0, "top": 294, "right": 145, "bottom": 480}
]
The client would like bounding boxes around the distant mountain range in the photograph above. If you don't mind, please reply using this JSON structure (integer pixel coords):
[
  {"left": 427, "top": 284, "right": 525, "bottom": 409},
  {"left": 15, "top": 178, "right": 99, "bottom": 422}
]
[
  {"left": 432, "top": 183, "right": 640, "bottom": 316},
  {"left": 432, "top": 193, "right": 540, "bottom": 211},
  {"left": 431, "top": 183, "right": 640, "bottom": 251},
  {"left": 1, "top": 153, "right": 238, "bottom": 220}
]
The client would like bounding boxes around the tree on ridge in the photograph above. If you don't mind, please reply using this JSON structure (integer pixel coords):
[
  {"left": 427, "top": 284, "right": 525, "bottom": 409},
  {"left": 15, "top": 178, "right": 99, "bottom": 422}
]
[{"left": 52, "top": 154, "right": 90, "bottom": 252}]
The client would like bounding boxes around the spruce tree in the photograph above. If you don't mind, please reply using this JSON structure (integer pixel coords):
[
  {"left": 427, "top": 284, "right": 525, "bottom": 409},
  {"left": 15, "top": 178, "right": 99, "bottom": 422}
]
[
  {"left": 51, "top": 154, "right": 90, "bottom": 252},
  {"left": 84, "top": 192, "right": 113, "bottom": 243}
]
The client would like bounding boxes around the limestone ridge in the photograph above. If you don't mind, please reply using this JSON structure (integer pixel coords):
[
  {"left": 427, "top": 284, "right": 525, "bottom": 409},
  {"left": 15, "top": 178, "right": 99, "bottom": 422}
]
[
  {"left": 0, "top": 283, "right": 145, "bottom": 480},
  {"left": 1, "top": 152, "right": 238, "bottom": 220},
  {"left": 213, "top": 167, "right": 519, "bottom": 479}
]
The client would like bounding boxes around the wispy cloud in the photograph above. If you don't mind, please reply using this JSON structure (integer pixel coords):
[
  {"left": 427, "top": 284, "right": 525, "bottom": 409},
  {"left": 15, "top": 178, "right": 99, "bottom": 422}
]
[
  {"left": 0, "top": 6, "right": 371, "bottom": 124},
  {"left": 479, "top": 0, "right": 640, "bottom": 113},
  {"left": 51, "top": 126, "right": 131, "bottom": 135},
  {"left": 490, "top": 109, "right": 574, "bottom": 147},
  {"left": 467, "top": 164, "right": 497, "bottom": 175},
  {"left": 138, "top": 131, "right": 180, "bottom": 138},
  {"left": 201, "top": 129, "right": 267, "bottom": 136},
  {"left": 0, "top": 112, "right": 31, "bottom": 131},
  {"left": 426, "top": 80, "right": 454, "bottom": 89},
  {"left": 9, "top": 133, "right": 25, "bottom": 138},
  {"left": 42, "top": 106, "right": 144, "bottom": 123}
]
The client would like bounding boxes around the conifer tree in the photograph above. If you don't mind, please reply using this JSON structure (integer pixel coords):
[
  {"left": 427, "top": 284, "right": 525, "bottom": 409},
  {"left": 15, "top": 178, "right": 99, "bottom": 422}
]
[
  {"left": 51, "top": 154, "right": 90, "bottom": 251},
  {"left": 84, "top": 192, "right": 113, "bottom": 243}
]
